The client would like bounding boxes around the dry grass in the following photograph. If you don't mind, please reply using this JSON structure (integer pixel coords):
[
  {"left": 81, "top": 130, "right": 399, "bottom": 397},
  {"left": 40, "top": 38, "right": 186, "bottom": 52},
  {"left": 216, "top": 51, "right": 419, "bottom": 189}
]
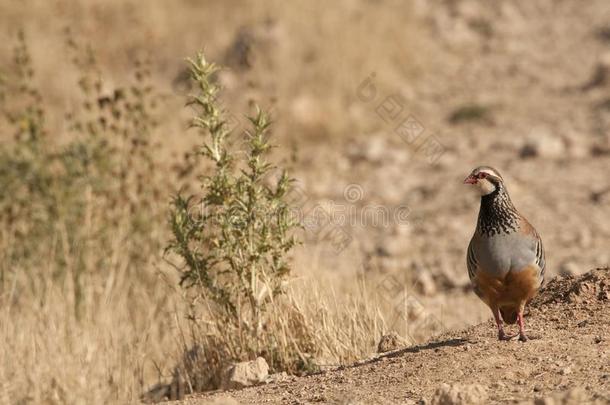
[
  {"left": 167, "top": 275, "right": 387, "bottom": 395},
  {"left": 284, "top": 276, "right": 386, "bottom": 367},
  {"left": 0, "top": 12, "right": 419, "bottom": 400},
  {"left": 0, "top": 255, "right": 183, "bottom": 404},
  {"left": 0, "top": 28, "right": 183, "bottom": 403}
]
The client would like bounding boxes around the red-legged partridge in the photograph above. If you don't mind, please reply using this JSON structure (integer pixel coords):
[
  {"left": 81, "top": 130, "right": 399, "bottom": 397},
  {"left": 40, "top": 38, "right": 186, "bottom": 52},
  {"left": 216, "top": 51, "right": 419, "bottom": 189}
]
[{"left": 464, "top": 166, "right": 545, "bottom": 342}]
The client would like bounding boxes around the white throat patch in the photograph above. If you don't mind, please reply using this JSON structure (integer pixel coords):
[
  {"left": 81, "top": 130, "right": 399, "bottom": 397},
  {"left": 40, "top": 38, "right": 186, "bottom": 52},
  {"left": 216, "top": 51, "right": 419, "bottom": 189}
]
[{"left": 476, "top": 178, "right": 497, "bottom": 195}]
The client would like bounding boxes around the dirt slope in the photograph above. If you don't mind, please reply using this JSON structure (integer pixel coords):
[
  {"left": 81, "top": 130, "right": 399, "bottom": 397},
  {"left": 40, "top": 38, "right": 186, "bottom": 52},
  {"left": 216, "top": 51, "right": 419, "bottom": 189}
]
[{"left": 180, "top": 268, "right": 609, "bottom": 404}]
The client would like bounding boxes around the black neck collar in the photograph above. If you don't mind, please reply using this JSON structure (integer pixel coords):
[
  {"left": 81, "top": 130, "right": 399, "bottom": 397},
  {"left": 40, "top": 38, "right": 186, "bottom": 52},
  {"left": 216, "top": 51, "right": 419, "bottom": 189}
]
[{"left": 477, "top": 185, "right": 520, "bottom": 236}]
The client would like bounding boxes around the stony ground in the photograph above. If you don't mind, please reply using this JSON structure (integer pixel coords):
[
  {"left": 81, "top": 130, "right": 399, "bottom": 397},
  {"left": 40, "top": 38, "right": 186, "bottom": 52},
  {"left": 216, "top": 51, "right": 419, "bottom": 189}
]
[{"left": 177, "top": 268, "right": 609, "bottom": 404}]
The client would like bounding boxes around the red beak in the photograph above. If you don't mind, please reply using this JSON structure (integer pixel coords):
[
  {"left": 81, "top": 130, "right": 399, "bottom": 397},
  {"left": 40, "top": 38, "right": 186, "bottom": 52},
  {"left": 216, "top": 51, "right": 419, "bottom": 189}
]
[{"left": 463, "top": 175, "right": 477, "bottom": 184}]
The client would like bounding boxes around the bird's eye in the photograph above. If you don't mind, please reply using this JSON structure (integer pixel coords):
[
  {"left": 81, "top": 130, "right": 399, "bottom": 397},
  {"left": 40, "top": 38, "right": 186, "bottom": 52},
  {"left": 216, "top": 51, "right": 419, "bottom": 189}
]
[{"left": 477, "top": 172, "right": 487, "bottom": 179}]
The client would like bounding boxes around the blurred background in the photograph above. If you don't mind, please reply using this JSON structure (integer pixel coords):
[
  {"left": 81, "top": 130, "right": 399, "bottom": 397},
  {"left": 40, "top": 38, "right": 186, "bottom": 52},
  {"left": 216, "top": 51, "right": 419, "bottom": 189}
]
[{"left": 1, "top": 0, "right": 609, "bottom": 402}]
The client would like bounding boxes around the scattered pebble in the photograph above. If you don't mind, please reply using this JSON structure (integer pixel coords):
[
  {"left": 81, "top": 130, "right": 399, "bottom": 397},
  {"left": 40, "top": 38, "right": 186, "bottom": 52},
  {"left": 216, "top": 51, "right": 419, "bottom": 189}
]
[
  {"left": 430, "top": 383, "right": 488, "bottom": 405},
  {"left": 520, "top": 127, "right": 566, "bottom": 159}
]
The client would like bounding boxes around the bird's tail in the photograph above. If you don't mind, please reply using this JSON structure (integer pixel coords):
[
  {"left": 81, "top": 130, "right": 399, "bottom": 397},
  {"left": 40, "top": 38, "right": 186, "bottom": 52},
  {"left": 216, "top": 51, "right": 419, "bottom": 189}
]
[{"left": 500, "top": 306, "right": 518, "bottom": 324}]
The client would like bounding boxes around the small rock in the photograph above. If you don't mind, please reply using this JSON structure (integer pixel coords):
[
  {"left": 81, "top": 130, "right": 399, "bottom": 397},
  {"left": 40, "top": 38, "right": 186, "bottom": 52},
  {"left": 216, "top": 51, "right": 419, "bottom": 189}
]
[
  {"left": 290, "top": 94, "right": 327, "bottom": 128},
  {"left": 376, "top": 236, "right": 405, "bottom": 257},
  {"left": 559, "top": 260, "right": 580, "bottom": 277},
  {"left": 221, "top": 357, "right": 269, "bottom": 390},
  {"left": 491, "top": 381, "right": 506, "bottom": 390},
  {"left": 533, "top": 397, "right": 553, "bottom": 405},
  {"left": 563, "top": 133, "right": 590, "bottom": 159},
  {"left": 520, "top": 127, "right": 566, "bottom": 159},
  {"left": 591, "top": 133, "right": 610, "bottom": 156},
  {"left": 535, "top": 388, "right": 590, "bottom": 405},
  {"left": 364, "top": 136, "right": 389, "bottom": 164},
  {"left": 581, "top": 51, "right": 610, "bottom": 90},
  {"left": 265, "top": 371, "right": 290, "bottom": 384},
  {"left": 207, "top": 396, "right": 240, "bottom": 405},
  {"left": 560, "top": 366, "right": 572, "bottom": 375},
  {"left": 431, "top": 383, "right": 488, "bottom": 405},
  {"left": 377, "top": 331, "right": 408, "bottom": 353},
  {"left": 590, "top": 187, "right": 610, "bottom": 204},
  {"left": 435, "top": 150, "right": 458, "bottom": 169},
  {"left": 347, "top": 135, "right": 390, "bottom": 165},
  {"left": 224, "top": 20, "right": 284, "bottom": 71}
]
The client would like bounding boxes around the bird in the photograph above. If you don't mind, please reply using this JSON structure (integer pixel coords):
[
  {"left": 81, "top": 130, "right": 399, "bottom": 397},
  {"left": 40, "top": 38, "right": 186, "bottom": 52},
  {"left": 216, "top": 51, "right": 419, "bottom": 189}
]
[{"left": 464, "top": 166, "right": 545, "bottom": 342}]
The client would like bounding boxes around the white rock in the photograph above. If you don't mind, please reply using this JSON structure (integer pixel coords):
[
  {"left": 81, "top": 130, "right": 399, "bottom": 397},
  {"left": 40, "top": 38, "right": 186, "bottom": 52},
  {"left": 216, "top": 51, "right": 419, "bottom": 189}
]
[
  {"left": 290, "top": 94, "right": 325, "bottom": 126},
  {"left": 221, "top": 357, "right": 269, "bottom": 390},
  {"left": 347, "top": 135, "right": 389, "bottom": 164},
  {"left": 364, "top": 136, "right": 388, "bottom": 164}
]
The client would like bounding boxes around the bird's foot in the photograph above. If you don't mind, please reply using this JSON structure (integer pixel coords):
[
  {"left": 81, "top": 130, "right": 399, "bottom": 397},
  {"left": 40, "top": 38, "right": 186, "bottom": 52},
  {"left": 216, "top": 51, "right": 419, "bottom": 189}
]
[
  {"left": 498, "top": 330, "right": 515, "bottom": 341},
  {"left": 518, "top": 333, "right": 528, "bottom": 342}
]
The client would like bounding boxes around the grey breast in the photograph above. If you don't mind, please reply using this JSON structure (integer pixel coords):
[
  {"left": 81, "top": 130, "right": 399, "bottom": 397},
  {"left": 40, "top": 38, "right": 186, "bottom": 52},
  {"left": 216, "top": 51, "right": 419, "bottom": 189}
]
[{"left": 472, "top": 231, "right": 538, "bottom": 278}]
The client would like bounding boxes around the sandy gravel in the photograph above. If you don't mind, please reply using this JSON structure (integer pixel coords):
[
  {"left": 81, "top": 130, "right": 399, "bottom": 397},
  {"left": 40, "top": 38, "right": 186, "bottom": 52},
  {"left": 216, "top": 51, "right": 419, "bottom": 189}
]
[{"left": 178, "top": 268, "right": 610, "bottom": 404}]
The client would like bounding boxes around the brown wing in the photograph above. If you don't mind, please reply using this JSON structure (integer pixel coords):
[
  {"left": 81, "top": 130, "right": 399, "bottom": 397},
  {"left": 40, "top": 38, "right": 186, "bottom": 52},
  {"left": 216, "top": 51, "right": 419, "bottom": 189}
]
[{"left": 520, "top": 217, "right": 546, "bottom": 281}]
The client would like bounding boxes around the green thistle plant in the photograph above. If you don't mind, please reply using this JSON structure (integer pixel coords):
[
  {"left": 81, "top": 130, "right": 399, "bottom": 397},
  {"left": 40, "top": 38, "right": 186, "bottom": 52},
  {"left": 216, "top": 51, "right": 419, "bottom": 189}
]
[{"left": 167, "top": 53, "right": 300, "bottom": 363}]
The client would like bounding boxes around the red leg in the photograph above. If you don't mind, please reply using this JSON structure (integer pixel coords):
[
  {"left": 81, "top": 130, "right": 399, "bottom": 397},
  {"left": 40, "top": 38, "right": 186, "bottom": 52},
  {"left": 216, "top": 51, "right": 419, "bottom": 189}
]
[
  {"left": 517, "top": 311, "right": 528, "bottom": 342},
  {"left": 493, "top": 307, "right": 513, "bottom": 340}
]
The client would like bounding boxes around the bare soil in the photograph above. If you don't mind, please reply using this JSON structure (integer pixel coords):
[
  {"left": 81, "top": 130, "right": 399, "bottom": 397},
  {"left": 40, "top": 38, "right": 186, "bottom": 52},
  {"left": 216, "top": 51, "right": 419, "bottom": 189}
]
[{"left": 180, "top": 268, "right": 610, "bottom": 404}]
